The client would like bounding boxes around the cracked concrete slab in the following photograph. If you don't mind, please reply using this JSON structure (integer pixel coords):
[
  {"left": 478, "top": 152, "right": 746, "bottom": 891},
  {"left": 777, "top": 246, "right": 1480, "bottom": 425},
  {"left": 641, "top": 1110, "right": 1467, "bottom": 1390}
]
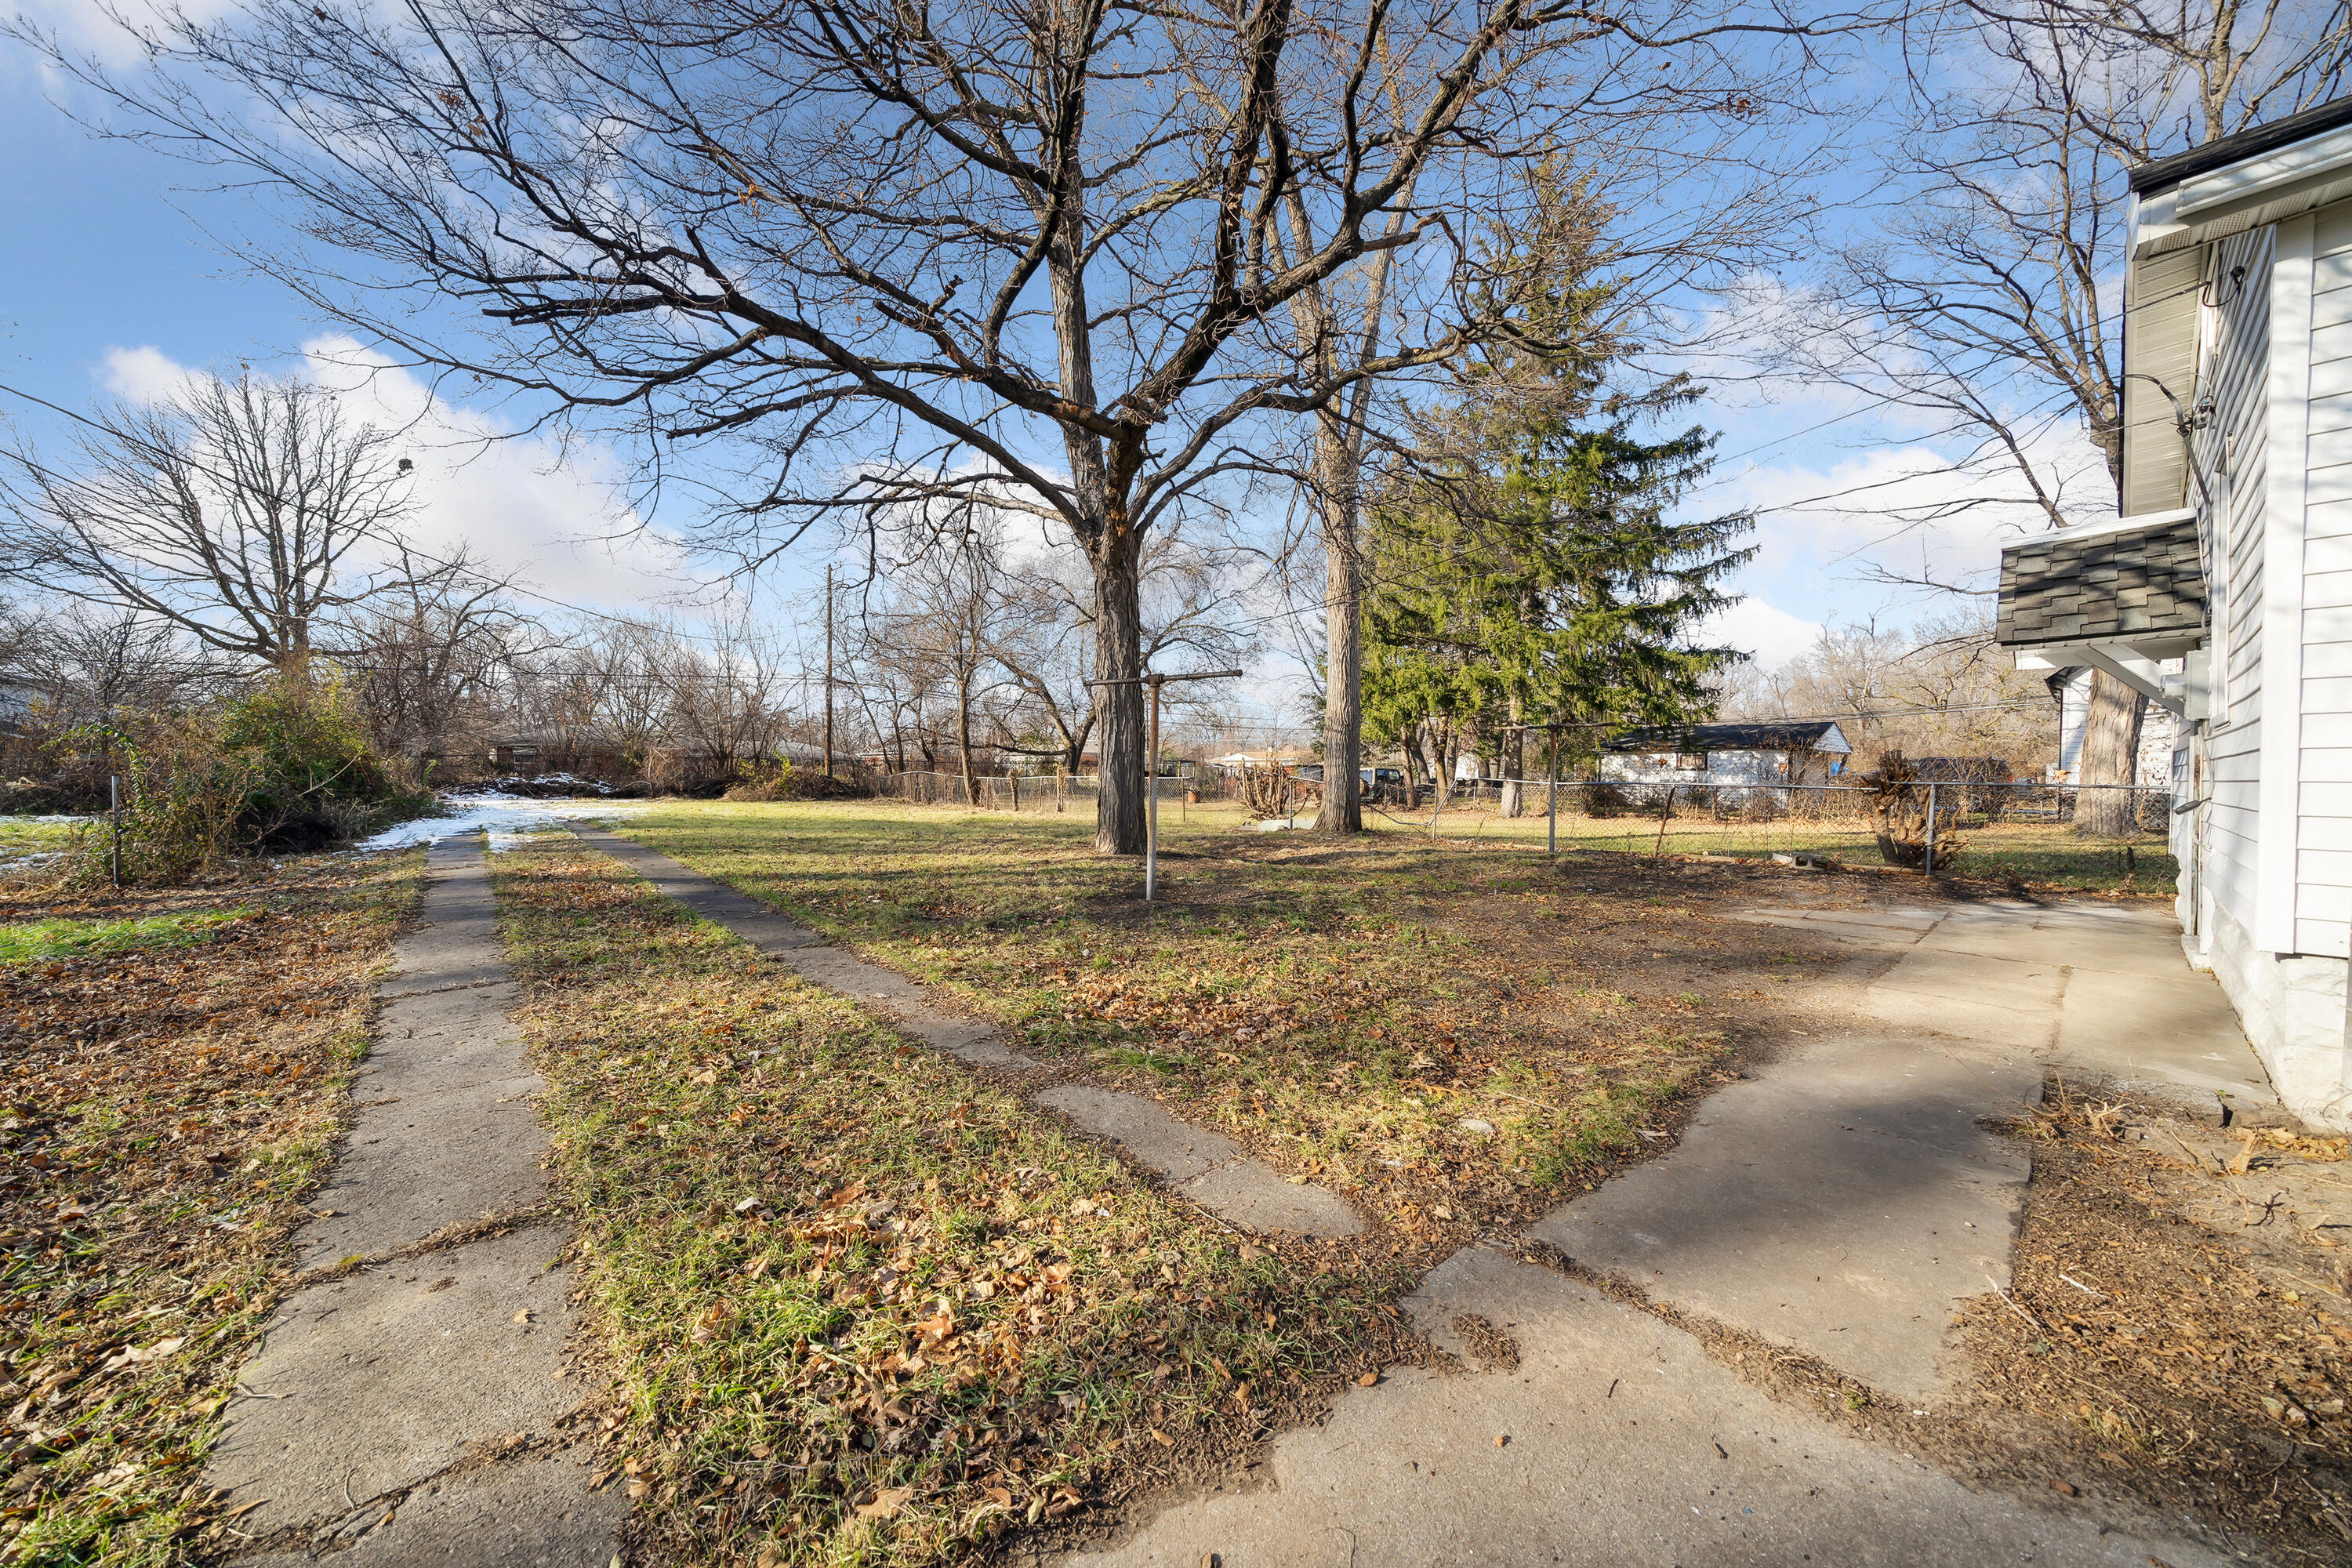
[
  {"left": 208, "top": 837, "right": 615, "bottom": 1566},
  {"left": 1041, "top": 1086, "right": 1247, "bottom": 1181},
  {"left": 1174, "top": 1162, "right": 1363, "bottom": 1239},
  {"left": 1061, "top": 1245, "right": 2226, "bottom": 1568},
  {"left": 1040, "top": 1087, "right": 1363, "bottom": 1236},
  {"left": 296, "top": 1075, "right": 550, "bottom": 1272},
  {"left": 209, "top": 1224, "right": 583, "bottom": 1534},
  {"left": 238, "top": 1453, "right": 622, "bottom": 1568},
  {"left": 1529, "top": 1029, "right": 2038, "bottom": 1402}
]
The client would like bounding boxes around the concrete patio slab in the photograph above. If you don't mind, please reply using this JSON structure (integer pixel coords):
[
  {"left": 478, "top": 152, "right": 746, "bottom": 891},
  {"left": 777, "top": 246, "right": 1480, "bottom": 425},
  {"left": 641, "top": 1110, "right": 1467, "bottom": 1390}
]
[
  {"left": 1529, "top": 1029, "right": 2037, "bottom": 1402},
  {"left": 1060, "top": 1246, "right": 2227, "bottom": 1568}
]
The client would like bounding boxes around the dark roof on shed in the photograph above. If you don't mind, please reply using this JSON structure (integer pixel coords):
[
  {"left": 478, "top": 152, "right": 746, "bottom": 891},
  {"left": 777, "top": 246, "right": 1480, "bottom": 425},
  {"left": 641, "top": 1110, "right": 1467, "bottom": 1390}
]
[
  {"left": 2130, "top": 95, "right": 2352, "bottom": 194},
  {"left": 1995, "top": 514, "right": 2206, "bottom": 648},
  {"left": 1603, "top": 721, "right": 1851, "bottom": 755}
]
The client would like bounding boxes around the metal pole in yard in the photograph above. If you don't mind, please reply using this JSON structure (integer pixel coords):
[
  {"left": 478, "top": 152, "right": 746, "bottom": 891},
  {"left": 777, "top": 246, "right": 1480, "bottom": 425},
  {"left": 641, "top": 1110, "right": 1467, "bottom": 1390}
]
[
  {"left": 1548, "top": 730, "right": 1559, "bottom": 858},
  {"left": 1085, "top": 666, "right": 1242, "bottom": 902},
  {"left": 1924, "top": 782, "right": 1938, "bottom": 878},
  {"left": 1146, "top": 674, "right": 1163, "bottom": 901},
  {"left": 109, "top": 774, "right": 122, "bottom": 891}
]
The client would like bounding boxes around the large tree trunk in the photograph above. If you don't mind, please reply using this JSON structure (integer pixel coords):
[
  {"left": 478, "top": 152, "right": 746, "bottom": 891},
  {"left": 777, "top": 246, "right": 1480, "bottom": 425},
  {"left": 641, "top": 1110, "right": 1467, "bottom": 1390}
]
[
  {"left": 956, "top": 670, "right": 981, "bottom": 808},
  {"left": 1316, "top": 468, "right": 1364, "bottom": 834},
  {"left": 2076, "top": 670, "right": 2147, "bottom": 837},
  {"left": 1090, "top": 530, "right": 1147, "bottom": 854},
  {"left": 1499, "top": 693, "right": 1526, "bottom": 818}
]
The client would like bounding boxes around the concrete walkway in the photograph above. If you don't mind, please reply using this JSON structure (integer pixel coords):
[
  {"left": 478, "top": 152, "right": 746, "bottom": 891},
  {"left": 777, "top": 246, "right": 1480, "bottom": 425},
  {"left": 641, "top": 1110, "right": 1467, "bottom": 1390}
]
[
  {"left": 205, "top": 837, "right": 619, "bottom": 1566},
  {"left": 565, "top": 824, "right": 1359, "bottom": 1238},
  {"left": 1069, "top": 895, "right": 2268, "bottom": 1567}
]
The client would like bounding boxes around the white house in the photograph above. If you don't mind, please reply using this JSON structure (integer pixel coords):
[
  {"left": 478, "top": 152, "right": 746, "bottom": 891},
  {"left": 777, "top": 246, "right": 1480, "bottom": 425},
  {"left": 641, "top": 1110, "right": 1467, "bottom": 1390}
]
[
  {"left": 1599, "top": 720, "right": 1853, "bottom": 791},
  {"left": 1995, "top": 95, "right": 2352, "bottom": 1127}
]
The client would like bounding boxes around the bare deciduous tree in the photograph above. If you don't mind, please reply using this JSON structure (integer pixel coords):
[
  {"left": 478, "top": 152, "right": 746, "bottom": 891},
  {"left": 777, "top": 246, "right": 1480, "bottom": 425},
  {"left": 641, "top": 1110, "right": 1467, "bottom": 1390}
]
[
  {"left": 0, "top": 372, "right": 427, "bottom": 669},
  {"left": 25, "top": 0, "right": 1878, "bottom": 852},
  {"left": 1762, "top": 0, "right": 2350, "bottom": 796}
]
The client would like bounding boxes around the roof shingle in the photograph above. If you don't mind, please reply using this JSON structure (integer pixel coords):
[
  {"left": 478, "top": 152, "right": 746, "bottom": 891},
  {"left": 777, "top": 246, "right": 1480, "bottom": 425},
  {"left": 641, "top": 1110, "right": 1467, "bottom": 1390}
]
[{"left": 1996, "top": 515, "right": 2205, "bottom": 648}]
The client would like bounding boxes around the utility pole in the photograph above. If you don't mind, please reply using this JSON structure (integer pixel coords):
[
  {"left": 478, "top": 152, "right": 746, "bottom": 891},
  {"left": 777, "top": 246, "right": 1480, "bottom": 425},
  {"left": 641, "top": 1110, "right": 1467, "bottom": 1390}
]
[
  {"left": 823, "top": 564, "right": 836, "bottom": 780},
  {"left": 1087, "top": 667, "right": 1243, "bottom": 901}
]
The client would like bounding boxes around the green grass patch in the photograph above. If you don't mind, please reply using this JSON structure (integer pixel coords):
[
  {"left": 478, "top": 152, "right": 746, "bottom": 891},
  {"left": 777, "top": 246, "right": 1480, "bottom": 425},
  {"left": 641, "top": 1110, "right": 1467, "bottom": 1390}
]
[
  {"left": 574, "top": 800, "right": 1737, "bottom": 1243},
  {"left": 492, "top": 835, "right": 1413, "bottom": 1567},
  {"left": 0, "top": 909, "right": 248, "bottom": 965}
]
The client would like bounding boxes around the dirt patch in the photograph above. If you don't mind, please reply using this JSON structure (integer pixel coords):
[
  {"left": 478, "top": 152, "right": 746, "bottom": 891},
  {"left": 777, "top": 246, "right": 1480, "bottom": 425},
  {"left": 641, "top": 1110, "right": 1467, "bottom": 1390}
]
[{"left": 1947, "top": 1087, "right": 2352, "bottom": 1557}]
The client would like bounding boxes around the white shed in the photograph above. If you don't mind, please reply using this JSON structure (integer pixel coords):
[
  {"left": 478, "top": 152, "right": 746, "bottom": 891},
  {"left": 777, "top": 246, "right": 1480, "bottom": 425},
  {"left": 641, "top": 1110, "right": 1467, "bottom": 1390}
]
[{"left": 1599, "top": 721, "right": 1852, "bottom": 791}]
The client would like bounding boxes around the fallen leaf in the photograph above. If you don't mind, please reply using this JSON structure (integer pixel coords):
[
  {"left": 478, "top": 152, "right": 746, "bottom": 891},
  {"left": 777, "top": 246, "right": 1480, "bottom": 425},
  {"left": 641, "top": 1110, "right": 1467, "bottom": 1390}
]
[
  {"left": 857, "top": 1485, "right": 915, "bottom": 1519},
  {"left": 1355, "top": 1371, "right": 1378, "bottom": 1387},
  {"left": 513, "top": 1308, "right": 534, "bottom": 1323}
]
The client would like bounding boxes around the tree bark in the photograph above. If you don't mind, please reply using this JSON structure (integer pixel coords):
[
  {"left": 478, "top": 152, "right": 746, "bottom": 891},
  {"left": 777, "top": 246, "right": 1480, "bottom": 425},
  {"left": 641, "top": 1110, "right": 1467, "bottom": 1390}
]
[
  {"left": 1316, "top": 465, "right": 1364, "bottom": 833},
  {"left": 2076, "top": 669, "right": 2146, "bottom": 837},
  {"left": 1090, "top": 529, "right": 1147, "bottom": 854},
  {"left": 956, "top": 668, "right": 981, "bottom": 808},
  {"left": 1499, "top": 693, "right": 1526, "bottom": 817}
]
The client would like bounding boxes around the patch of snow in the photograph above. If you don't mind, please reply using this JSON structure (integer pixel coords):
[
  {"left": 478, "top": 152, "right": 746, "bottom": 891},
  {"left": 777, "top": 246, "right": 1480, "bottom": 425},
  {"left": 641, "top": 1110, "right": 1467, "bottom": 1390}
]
[{"left": 351, "top": 793, "right": 655, "bottom": 856}]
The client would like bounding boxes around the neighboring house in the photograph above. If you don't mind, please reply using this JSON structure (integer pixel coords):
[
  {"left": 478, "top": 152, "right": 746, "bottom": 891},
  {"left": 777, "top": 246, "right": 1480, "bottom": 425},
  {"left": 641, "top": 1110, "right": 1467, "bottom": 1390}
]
[
  {"left": 1599, "top": 721, "right": 1853, "bottom": 792},
  {"left": 1994, "top": 94, "right": 2352, "bottom": 1127},
  {"left": 2040, "top": 666, "right": 2180, "bottom": 786}
]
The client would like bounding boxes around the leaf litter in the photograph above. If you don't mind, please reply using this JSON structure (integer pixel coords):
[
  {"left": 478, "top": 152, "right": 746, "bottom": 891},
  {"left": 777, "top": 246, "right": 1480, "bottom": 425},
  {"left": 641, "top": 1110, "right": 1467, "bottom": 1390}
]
[
  {"left": 492, "top": 837, "right": 1424, "bottom": 1567},
  {"left": 0, "top": 849, "right": 424, "bottom": 1566}
]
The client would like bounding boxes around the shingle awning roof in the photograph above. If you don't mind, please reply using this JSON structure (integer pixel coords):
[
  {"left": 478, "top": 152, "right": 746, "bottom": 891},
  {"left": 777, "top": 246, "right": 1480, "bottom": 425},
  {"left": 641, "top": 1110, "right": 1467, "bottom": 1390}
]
[
  {"left": 1996, "top": 514, "right": 2206, "bottom": 652},
  {"left": 1603, "top": 720, "right": 1850, "bottom": 754}
]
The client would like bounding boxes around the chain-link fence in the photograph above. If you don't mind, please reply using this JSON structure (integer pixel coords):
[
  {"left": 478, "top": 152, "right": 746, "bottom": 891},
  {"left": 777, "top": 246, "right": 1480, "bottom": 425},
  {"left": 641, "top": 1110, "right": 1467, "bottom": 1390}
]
[
  {"left": 877, "top": 771, "right": 1228, "bottom": 814},
  {"left": 1383, "top": 779, "right": 2174, "bottom": 888},
  {"left": 874, "top": 768, "right": 1282, "bottom": 818},
  {"left": 872, "top": 771, "right": 2173, "bottom": 889}
]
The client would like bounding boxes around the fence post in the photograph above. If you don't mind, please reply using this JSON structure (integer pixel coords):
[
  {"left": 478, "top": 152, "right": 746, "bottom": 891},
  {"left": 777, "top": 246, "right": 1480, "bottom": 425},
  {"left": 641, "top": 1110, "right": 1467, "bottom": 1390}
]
[
  {"left": 1547, "top": 732, "right": 1559, "bottom": 858},
  {"left": 1924, "top": 782, "right": 1938, "bottom": 878},
  {"left": 109, "top": 774, "right": 122, "bottom": 891}
]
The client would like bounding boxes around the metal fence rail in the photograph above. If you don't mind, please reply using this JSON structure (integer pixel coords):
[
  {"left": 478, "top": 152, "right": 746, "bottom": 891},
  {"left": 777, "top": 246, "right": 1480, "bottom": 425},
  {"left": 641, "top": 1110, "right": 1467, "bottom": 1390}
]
[
  {"left": 1389, "top": 779, "right": 2174, "bottom": 885},
  {"left": 870, "top": 771, "right": 2173, "bottom": 888}
]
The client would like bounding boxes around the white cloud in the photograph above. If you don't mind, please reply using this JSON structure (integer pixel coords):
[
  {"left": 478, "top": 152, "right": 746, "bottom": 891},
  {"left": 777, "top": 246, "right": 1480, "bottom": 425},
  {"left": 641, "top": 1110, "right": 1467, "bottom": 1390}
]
[
  {"left": 98, "top": 339, "right": 705, "bottom": 613},
  {"left": 1702, "top": 596, "right": 1823, "bottom": 668}
]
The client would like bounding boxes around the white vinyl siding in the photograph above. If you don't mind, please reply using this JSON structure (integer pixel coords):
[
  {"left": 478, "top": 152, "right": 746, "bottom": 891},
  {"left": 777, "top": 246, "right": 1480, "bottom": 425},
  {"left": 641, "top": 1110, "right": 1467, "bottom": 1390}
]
[
  {"left": 2203, "top": 225, "right": 2273, "bottom": 936},
  {"left": 2123, "top": 246, "right": 2209, "bottom": 516},
  {"left": 2297, "top": 201, "right": 2352, "bottom": 953}
]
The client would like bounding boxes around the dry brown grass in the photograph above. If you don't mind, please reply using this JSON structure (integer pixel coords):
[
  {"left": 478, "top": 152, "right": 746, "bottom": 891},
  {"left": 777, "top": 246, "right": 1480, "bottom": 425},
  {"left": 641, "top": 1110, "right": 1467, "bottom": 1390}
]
[{"left": 0, "top": 851, "right": 423, "bottom": 1566}]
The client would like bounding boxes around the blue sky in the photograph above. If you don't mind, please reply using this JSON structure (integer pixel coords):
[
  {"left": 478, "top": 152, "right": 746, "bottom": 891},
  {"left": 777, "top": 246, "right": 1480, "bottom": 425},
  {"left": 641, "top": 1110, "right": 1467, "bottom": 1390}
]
[{"left": 0, "top": 8, "right": 2082, "bottom": 728}]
